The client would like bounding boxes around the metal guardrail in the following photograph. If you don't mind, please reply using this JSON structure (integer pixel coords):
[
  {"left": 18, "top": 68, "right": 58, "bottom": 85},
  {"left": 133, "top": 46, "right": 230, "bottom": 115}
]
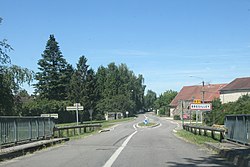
[
  {"left": 0, "top": 116, "right": 55, "bottom": 146},
  {"left": 225, "top": 114, "right": 250, "bottom": 145},
  {"left": 183, "top": 124, "right": 225, "bottom": 142},
  {"left": 54, "top": 124, "right": 102, "bottom": 138}
]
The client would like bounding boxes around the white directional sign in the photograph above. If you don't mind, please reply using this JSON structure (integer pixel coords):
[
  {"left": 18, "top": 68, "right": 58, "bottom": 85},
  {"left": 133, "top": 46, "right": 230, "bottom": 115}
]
[
  {"left": 41, "top": 113, "right": 58, "bottom": 119},
  {"left": 190, "top": 103, "right": 212, "bottom": 110},
  {"left": 66, "top": 103, "right": 84, "bottom": 125},
  {"left": 66, "top": 106, "right": 84, "bottom": 110}
]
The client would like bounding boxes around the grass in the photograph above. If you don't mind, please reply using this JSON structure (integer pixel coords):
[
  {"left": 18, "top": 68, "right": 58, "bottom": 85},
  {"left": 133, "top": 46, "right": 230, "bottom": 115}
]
[
  {"left": 55, "top": 117, "right": 134, "bottom": 139},
  {"left": 138, "top": 122, "right": 157, "bottom": 127},
  {"left": 176, "top": 129, "right": 219, "bottom": 145},
  {"left": 56, "top": 117, "right": 134, "bottom": 127}
]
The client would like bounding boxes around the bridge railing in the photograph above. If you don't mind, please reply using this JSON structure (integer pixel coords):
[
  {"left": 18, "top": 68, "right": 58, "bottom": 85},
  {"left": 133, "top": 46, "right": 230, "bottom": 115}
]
[
  {"left": 0, "top": 116, "right": 55, "bottom": 147},
  {"left": 183, "top": 124, "right": 225, "bottom": 142},
  {"left": 54, "top": 124, "right": 102, "bottom": 138}
]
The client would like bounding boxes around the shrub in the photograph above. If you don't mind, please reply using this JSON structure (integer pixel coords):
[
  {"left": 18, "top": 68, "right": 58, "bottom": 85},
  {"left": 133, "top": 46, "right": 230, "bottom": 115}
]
[{"left": 174, "top": 115, "right": 181, "bottom": 120}]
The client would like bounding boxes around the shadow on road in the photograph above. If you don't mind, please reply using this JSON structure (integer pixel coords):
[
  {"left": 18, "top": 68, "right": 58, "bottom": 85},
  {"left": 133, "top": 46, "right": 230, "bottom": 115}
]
[{"left": 166, "top": 155, "right": 235, "bottom": 167}]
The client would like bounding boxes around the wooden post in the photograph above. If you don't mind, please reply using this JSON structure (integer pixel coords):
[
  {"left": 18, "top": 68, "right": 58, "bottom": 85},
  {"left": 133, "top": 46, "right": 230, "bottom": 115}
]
[{"left": 211, "top": 130, "right": 215, "bottom": 139}]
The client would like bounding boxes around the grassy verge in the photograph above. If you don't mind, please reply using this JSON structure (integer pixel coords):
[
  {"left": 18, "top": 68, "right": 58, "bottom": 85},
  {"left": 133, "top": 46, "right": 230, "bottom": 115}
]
[
  {"left": 175, "top": 129, "right": 219, "bottom": 145},
  {"left": 138, "top": 122, "right": 157, "bottom": 127},
  {"left": 55, "top": 117, "right": 134, "bottom": 139}
]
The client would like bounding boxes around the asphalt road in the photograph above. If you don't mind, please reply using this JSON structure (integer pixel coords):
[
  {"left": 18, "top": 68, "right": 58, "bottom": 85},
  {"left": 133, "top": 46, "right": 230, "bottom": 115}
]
[{"left": 0, "top": 114, "right": 234, "bottom": 167}]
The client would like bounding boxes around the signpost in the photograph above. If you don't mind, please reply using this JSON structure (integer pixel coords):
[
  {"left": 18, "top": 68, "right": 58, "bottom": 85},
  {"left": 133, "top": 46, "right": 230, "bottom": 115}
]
[
  {"left": 190, "top": 103, "right": 212, "bottom": 110},
  {"left": 41, "top": 113, "right": 59, "bottom": 119},
  {"left": 66, "top": 103, "right": 84, "bottom": 125},
  {"left": 190, "top": 102, "right": 212, "bottom": 125}
]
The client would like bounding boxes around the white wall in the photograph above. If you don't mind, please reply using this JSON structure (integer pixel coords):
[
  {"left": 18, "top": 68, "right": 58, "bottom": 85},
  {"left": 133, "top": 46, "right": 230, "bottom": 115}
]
[{"left": 220, "top": 91, "right": 250, "bottom": 104}]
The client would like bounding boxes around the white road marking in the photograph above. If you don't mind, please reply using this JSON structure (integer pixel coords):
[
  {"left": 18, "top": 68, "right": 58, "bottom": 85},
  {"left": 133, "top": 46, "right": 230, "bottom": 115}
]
[
  {"left": 133, "top": 124, "right": 137, "bottom": 130},
  {"left": 103, "top": 131, "right": 137, "bottom": 167}
]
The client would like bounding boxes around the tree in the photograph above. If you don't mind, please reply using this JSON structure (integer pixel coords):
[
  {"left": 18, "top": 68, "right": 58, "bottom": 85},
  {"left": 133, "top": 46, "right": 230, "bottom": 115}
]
[
  {"left": 95, "top": 63, "right": 145, "bottom": 117},
  {"left": 0, "top": 18, "right": 34, "bottom": 115},
  {"left": 144, "top": 90, "right": 157, "bottom": 111},
  {"left": 34, "top": 35, "right": 73, "bottom": 100},
  {"left": 155, "top": 90, "right": 178, "bottom": 115}
]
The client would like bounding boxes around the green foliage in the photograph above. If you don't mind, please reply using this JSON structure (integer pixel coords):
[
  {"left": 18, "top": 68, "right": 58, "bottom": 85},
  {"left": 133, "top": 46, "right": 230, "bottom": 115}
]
[
  {"left": 21, "top": 99, "right": 74, "bottom": 123},
  {"left": 154, "top": 90, "right": 177, "bottom": 115},
  {"left": 95, "top": 63, "right": 145, "bottom": 117},
  {"left": 173, "top": 115, "right": 181, "bottom": 120},
  {"left": 0, "top": 18, "right": 34, "bottom": 115},
  {"left": 144, "top": 90, "right": 157, "bottom": 111},
  {"left": 176, "top": 130, "right": 219, "bottom": 145},
  {"left": 204, "top": 95, "right": 250, "bottom": 125},
  {"left": 34, "top": 35, "right": 73, "bottom": 100}
]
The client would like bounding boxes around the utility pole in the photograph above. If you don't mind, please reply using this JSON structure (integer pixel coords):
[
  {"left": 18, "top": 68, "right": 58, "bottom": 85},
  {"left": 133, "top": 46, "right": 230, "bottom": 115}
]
[
  {"left": 181, "top": 100, "right": 184, "bottom": 126},
  {"left": 190, "top": 76, "right": 205, "bottom": 125},
  {"left": 201, "top": 80, "right": 205, "bottom": 124},
  {"left": 202, "top": 80, "right": 205, "bottom": 103}
]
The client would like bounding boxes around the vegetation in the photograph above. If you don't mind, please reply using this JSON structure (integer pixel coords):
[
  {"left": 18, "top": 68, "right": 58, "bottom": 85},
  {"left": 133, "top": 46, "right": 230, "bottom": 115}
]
[
  {"left": 154, "top": 90, "right": 177, "bottom": 116},
  {"left": 55, "top": 117, "right": 134, "bottom": 139},
  {"left": 144, "top": 90, "right": 157, "bottom": 111},
  {"left": 173, "top": 115, "right": 181, "bottom": 120},
  {"left": 176, "top": 130, "right": 219, "bottom": 145},
  {"left": 5, "top": 34, "right": 145, "bottom": 123},
  {"left": 138, "top": 122, "right": 157, "bottom": 127},
  {"left": 204, "top": 95, "right": 250, "bottom": 125},
  {"left": 0, "top": 18, "right": 34, "bottom": 115}
]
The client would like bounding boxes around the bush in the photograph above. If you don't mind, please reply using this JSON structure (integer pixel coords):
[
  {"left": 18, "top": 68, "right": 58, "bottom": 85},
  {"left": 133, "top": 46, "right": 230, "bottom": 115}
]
[{"left": 173, "top": 115, "right": 181, "bottom": 120}]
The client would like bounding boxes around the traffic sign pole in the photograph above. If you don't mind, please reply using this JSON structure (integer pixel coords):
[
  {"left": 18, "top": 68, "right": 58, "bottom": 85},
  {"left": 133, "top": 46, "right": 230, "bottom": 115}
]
[
  {"left": 76, "top": 104, "right": 79, "bottom": 126},
  {"left": 66, "top": 103, "right": 84, "bottom": 126}
]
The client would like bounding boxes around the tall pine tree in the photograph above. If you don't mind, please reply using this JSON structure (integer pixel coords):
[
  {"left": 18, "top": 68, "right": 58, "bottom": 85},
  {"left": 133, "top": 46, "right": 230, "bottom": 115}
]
[{"left": 34, "top": 35, "right": 73, "bottom": 100}]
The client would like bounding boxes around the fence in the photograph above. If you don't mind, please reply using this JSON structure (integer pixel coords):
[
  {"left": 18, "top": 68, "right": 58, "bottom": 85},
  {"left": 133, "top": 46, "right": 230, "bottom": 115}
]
[
  {"left": 54, "top": 124, "right": 102, "bottom": 138},
  {"left": 183, "top": 124, "right": 225, "bottom": 142},
  {"left": 225, "top": 114, "right": 250, "bottom": 144},
  {"left": 0, "top": 116, "right": 55, "bottom": 146}
]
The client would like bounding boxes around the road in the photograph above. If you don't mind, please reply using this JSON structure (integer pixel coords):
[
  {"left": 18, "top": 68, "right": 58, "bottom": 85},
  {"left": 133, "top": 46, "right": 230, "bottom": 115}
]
[{"left": 0, "top": 114, "right": 234, "bottom": 167}]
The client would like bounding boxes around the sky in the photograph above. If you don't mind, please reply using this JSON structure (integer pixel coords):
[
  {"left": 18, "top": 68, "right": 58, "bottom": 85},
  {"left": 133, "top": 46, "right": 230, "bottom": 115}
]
[{"left": 1, "top": 0, "right": 250, "bottom": 95}]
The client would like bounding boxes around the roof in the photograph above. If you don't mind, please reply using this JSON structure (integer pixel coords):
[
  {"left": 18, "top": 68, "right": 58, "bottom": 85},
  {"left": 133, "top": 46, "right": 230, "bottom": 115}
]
[
  {"left": 170, "top": 84, "right": 227, "bottom": 107},
  {"left": 220, "top": 77, "right": 250, "bottom": 92}
]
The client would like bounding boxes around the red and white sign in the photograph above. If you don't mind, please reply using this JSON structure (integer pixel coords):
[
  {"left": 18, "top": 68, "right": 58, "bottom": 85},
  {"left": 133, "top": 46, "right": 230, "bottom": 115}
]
[{"left": 190, "top": 103, "right": 212, "bottom": 110}]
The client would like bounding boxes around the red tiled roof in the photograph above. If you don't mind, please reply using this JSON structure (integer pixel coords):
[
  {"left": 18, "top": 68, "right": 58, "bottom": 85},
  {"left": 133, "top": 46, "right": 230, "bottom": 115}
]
[
  {"left": 170, "top": 84, "right": 227, "bottom": 107},
  {"left": 220, "top": 77, "right": 250, "bottom": 91}
]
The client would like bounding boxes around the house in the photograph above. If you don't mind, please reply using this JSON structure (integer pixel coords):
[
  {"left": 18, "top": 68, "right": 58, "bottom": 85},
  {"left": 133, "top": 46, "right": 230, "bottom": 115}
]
[
  {"left": 170, "top": 84, "right": 227, "bottom": 117},
  {"left": 220, "top": 77, "right": 250, "bottom": 104}
]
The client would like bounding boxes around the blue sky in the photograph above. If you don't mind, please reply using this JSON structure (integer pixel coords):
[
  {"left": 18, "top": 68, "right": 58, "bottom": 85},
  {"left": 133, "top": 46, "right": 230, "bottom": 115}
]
[{"left": 1, "top": 0, "right": 250, "bottom": 95}]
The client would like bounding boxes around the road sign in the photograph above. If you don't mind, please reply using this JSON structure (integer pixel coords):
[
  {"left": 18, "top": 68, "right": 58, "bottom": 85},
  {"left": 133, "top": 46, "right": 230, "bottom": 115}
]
[
  {"left": 41, "top": 113, "right": 59, "bottom": 119},
  {"left": 66, "top": 103, "right": 84, "bottom": 125},
  {"left": 66, "top": 106, "right": 84, "bottom": 110},
  {"left": 193, "top": 99, "right": 201, "bottom": 104},
  {"left": 190, "top": 103, "right": 212, "bottom": 110},
  {"left": 74, "top": 103, "right": 81, "bottom": 107},
  {"left": 144, "top": 119, "right": 148, "bottom": 125}
]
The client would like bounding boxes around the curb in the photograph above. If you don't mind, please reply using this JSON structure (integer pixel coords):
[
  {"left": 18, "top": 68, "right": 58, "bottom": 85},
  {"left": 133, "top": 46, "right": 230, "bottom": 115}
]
[
  {"left": 99, "top": 129, "right": 110, "bottom": 133},
  {"left": 0, "top": 138, "right": 69, "bottom": 161},
  {"left": 136, "top": 122, "right": 160, "bottom": 128},
  {"left": 204, "top": 142, "right": 250, "bottom": 167}
]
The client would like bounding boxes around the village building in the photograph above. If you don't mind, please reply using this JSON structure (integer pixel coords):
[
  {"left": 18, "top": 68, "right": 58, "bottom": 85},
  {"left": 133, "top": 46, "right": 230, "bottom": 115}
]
[
  {"left": 170, "top": 84, "right": 227, "bottom": 118},
  {"left": 220, "top": 77, "right": 250, "bottom": 104}
]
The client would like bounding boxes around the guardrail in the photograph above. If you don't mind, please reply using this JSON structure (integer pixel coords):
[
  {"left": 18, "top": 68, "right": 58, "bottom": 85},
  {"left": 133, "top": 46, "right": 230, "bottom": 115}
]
[
  {"left": 183, "top": 124, "right": 225, "bottom": 142},
  {"left": 54, "top": 124, "right": 102, "bottom": 138},
  {"left": 225, "top": 114, "right": 250, "bottom": 145},
  {"left": 0, "top": 116, "right": 55, "bottom": 147}
]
